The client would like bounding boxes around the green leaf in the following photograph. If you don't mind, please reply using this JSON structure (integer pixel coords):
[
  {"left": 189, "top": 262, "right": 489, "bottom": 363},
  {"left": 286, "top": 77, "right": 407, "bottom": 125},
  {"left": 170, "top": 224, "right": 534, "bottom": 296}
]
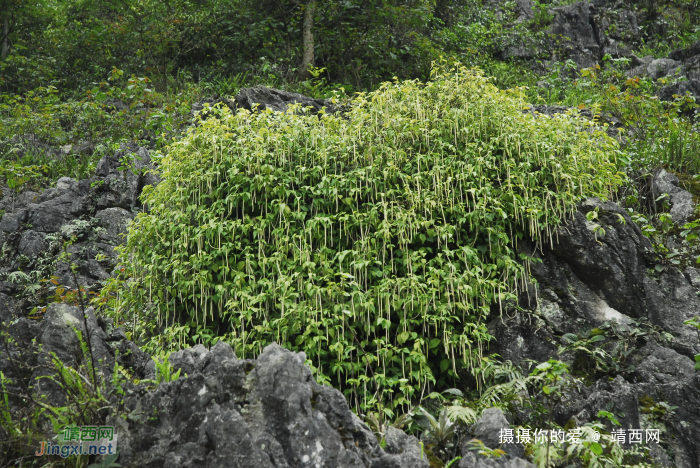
[
  {"left": 561, "top": 333, "right": 578, "bottom": 343},
  {"left": 442, "top": 388, "right": 464, "bottom": 397},
  {"left": 590, "top": 442, "right": 603, "bottom": 455}
]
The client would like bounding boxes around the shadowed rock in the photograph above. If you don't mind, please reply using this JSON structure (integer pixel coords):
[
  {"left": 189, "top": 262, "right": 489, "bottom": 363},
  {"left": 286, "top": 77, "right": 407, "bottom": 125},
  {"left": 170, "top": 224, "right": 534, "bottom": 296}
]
[{"left": 235, "top": 86, "right": 334, "bottom": 114}]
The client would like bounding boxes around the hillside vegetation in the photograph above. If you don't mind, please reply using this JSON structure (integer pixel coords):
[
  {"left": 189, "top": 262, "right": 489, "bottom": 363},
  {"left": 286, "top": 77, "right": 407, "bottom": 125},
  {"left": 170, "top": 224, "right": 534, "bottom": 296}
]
[
  {"left": 112, "top": 64, "right": 621, "bottom": 413},
  {"left": 3, "top": 0, "right": 700, "bottom": 467}
]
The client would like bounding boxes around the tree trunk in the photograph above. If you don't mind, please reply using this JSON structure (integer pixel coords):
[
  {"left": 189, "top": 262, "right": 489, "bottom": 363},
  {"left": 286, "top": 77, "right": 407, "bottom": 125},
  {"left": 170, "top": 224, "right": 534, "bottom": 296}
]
[
  {"left": 298, "top": 0, "right": 316, "bottom": 80},
  {"left": 1, "top": 13, "right": 9, "bottom": 60}
]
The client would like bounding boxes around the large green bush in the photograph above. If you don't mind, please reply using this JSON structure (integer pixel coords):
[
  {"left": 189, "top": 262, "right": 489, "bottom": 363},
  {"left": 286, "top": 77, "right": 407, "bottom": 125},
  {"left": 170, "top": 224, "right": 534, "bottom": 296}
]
[{"left": 113, "top": 64, "right": 622, "bottom": 413}]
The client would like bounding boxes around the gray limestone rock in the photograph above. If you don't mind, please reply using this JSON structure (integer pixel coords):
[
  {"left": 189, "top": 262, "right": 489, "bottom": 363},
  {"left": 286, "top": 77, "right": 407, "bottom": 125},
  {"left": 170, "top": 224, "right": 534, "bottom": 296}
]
[
  {"left": 467, "top": 408, "right": 524, "bottom": 459},
  {"left": 647, "top": 58, "right": 682, "bottom": 79},
  {"left": 235, "top": 86, "right": 334, "bottom": 114},
  {"left": 548, "top": 2, "right": 603, "bottom": 69},
  {"left": 658, "top": 79, "right": 700, "bottom": 102},
  {"left": 669, "top": 39, "right": 700, "bottom": 63},
  {"left": 117, "top": 343, "right": 419, "bottom": 468},
  {"left": 95, "top": 207, "right": 134, "bottom": 245},
  {"left": 0, "top": 209, "right": 28, "bottom": 234},
  {"left": 0, "top": 292, "right": 13, "bottom": 324},
  {"left": 486, "top": 195, "right": 700, "bottom": 466},
  {"left": 26, "top": 178, "right": 89, "bottom": 233},
  {"left": 652, "top": 168, "right": 696, "bottom": 226},
  {"left": 383, "top": 426, "right": 429, "bottom": 468},
  {"left": 459, "top": 452, "right": 536, "bottom": 468},
  {"left": 39, "top": 303, "right": 114, "bottom": 371},
  {"left": 168, "top": 343, "right": 209, "bottom": 376},
  {"left": 684, "top": 267, "right": 700, "bottom": 290},
  {"left": 513, "top": 0, "right": 535, "bottom": 22},
  {"left": 17, "top": 230, "right": 48, "bottom": 258},
  {"left": 94, "top": 145, "right": 159, "bottom": 211}
]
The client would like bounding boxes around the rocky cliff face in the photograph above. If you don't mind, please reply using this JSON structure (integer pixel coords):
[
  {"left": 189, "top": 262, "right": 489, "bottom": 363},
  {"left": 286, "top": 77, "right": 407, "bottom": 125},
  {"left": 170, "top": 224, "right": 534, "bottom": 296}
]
[{"left": 490, "top": 195, "right": 700, "bottom": 466}]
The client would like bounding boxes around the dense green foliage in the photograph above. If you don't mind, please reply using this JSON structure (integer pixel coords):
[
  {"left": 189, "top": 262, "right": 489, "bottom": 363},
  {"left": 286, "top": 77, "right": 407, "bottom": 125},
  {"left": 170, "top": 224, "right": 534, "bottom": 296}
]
[
  {"left": 3, "top": 0, "right": 700, "bottom": 466},
  {"left": 111, "top": 64, "right": 622, "bottom": 413},
  {"left": 3, "top": 0, "right": 698, "bottom": 94}
]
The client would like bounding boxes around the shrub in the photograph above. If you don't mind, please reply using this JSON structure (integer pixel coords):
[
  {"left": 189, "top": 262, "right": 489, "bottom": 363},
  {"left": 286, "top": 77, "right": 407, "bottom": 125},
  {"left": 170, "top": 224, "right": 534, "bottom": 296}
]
[{"left": 112, "top": 63, "right": 622, "bottom": 413}]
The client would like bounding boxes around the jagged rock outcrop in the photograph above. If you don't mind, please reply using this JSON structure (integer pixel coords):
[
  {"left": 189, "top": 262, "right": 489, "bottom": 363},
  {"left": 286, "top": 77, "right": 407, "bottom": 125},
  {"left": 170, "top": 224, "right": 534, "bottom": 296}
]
[
  {"left": 549, "top": 2, "right": 604, "bottom": 69},
  {"left": 657, "top": 78, "right": 700, "bottom": 103},
  {"left": 624, "top": 40, "right": 700, "bottom": 102},
  {"left": 459, "top": 408, "right": 533, "bottom": 468},
  {"left": 489, "top": 197, "right": 700, "bottom": 467},
  {"left": 652, "top": 168, "right": 696, "bottom": 226},
  {"left": 505, "top": 1, "right": 640, "bottom": 67},
  {"left": 112, "top": 342, "right": 429, "bottom": 468},
  {"left": 627, "top": 56, "right": 682, "bottom": 80},
  {"left": 470, "top": 408, "right": 526, "bottom": 459},
  {"left": 0, "top": 302, "right": 432, "bottom": 468},
  {"left": 654, "top": 40, "right": 700, "bottom": 102},
  {"left": 0, "top": 143, "right": 157, "bottom": 310},
  {"left": 670, "top": 39, "right": 700, "bottom": 82},
  {"left": 0, "top": 301, "right": 154, "bottom": 454},
  {"left": 235, "top": 86, "right": 334, "bottom": 114},
  {"left": 492, "top": 0, "right": 698, "bottom": 97},
  {"left": 191, "top": 86, "right": 335, "bottom": 117}
]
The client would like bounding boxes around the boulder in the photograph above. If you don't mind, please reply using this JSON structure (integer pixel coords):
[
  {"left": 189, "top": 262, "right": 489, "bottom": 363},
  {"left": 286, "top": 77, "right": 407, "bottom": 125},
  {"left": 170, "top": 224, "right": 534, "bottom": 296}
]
[
  {"left": 669, "top": 39, "right": 700, "bottom": 63},
  {"left": 647, "top": 58, "right": 682, "bottom": 79},
  {"left": 29, "top": 303, "right": 116, "bottom": 407},
  {"left": 658, "top": 79, "right": 700, "bottom": 102},
  {"left": 94, "top": 145, "right": 158, "bottom": 211},
  {"left": 38, "top": 303, "right": 114, "bottom": 371},
  {"left": 117, "top": 342, "right": 427, "bottom": 468},
  {"left": 652, "top": 168, "right": 696, "bottom": 226},
  {"left": 168, "top": 343, "right": 210, "bottom": 376},
  {"left": 235, "top": 86, "right": 334, "bottom": 114},
  {"left": 513, "top": 0, "right": 535, "bottom": 22},
  {"left": 548, "top": 2, "right": 603, "bottom": 69},
  {"left": 684, "top": 267, "right": 700, "bottom": 290},
  {"left": 0, "top": 292, "right": 13, "bottom": 324},
  {"left": 683, "top": 54, "right": 700, "bottom": 81},
  {"left": 95, "top": 207, "right": 134, "bottom": 245},
  {"left": 17, "top": 230, "right": 48, "bottom": 258},
  {"left": 0, "top": 210, "right": 27, "bottom": 234},
  {"left": 468, "top": 408, "right": 524, "bottom": 458},
  {"left": 664, "top": 40, "right": 700, "bottom": 81},
  {"left": 487, "top": 195, "right": 700, "bottom": 466},
  {"left": 384, "top": 426, "right": 429, "bottom": 468},
  {"left": 628, "top": 58, "right": 682, "bottom": 79},
  {"left": 459, "top": 453, "right": 535, "bottom": 468},
  {"left": 24, "top": 178, "right": 90, "bottom": 234}
]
